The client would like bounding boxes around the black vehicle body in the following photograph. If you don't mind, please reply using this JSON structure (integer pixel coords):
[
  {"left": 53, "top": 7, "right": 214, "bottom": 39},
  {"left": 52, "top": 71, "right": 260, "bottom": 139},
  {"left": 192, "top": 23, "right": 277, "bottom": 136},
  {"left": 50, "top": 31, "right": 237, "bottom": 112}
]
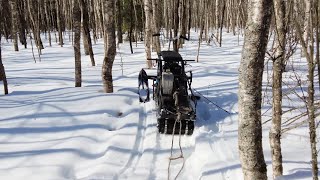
[{"left": 140, "top": 50, "right": 196, "bottom": 135}]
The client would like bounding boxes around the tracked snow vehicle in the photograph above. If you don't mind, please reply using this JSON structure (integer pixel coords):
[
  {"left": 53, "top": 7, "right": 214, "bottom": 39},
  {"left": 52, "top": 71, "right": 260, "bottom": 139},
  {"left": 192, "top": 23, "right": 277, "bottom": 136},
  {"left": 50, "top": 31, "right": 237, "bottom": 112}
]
[{"left": 139, "top": 50, "right": 196, "bottom": 135}]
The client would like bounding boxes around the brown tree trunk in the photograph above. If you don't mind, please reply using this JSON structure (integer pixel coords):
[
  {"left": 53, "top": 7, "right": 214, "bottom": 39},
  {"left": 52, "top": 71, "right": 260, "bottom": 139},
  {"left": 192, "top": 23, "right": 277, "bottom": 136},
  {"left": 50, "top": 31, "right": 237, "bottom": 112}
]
[
  {"left": 81, "top": 0, "right": 95, "bottom": 66},
  {"left": 294, "top": 2, "right": 319, "bottom": 178},
  {"left": 0, "top": 32, "right": 9, "bottom": 95},
  {"left": 173, "top": 0, "right": 180, "bottom": 52},
  {"left": 219, "top": 1, "right": 225, "bottom": 47},
  {"left": 102, "top": 0, "right": 116, "bottom": 93},
  {"left": 56, "top": 0, "right": 64, "bottom": 46},
  {"left": 0, "top": 3, "right": 8, "bottom": 94},
  {"left": 129, "top": 0, "right": 134, "bottom": 54},
  {"left": 238, "top": 0, "right": 272, "bottom": 179},
  {"left": 178, "top": 0, "right": 187, "bottom": 48},
  {"left": 10, "top": 0, "right": 19, "bottom": 51},
  {"left": 269, "top": 0, "right": 286, "bottom": 178},
  {"left": 18, "top": 0, "right": 27, "bottom": 48},
  {"left": 74, "top": 0, "right": 81, "bottom": 87},
  {"left": 44, "top": 0, "right": 52, "bottom": 47},
  {"left": 27, "top": 0, "right": 43, "bottom": 51},
  {"left": 152, "top": 0, "right": 160, "bottom": 53},
  {"left": 116, "top": 0, "right": 123, "bottom": 43}
]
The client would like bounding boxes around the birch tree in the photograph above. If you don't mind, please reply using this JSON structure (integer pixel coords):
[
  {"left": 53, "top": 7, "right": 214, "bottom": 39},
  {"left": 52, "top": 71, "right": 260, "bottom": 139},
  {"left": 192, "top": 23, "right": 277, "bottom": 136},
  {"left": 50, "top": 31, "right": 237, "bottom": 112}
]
[
  {"left": 238, "top": 0, "right": 272, "bottom": 179},
  {"left": 144, "top": 0, "right": 152, "bottom": 68},
  {"left": 294, "top": 1, "right": 319, "bottom": 178},
  {"left": 269, "top": 0, "right": 287, "bottom": 178}
]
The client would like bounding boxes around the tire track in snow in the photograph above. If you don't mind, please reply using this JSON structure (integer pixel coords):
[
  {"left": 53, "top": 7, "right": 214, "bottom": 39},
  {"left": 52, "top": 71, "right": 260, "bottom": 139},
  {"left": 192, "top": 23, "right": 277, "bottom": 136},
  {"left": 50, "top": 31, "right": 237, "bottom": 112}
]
[
  {"left": 146, "top": 102, "right": 160, "bottom": 179},
  {"left": 115, "top": 103, "right": 148, "bottom": 179},
  {"left": 118, "top": 101, "right": 161, "bottom": 179},
  {"left": 214, "top": 137, "right": 236, "bottom": 180}
]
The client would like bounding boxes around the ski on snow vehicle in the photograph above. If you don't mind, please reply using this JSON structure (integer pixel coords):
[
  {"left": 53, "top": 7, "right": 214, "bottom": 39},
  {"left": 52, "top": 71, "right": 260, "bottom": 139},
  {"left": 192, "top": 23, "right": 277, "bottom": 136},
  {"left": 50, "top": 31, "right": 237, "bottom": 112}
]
[{"left": 138, "top": 50, "right": 197, "bottom": 135}]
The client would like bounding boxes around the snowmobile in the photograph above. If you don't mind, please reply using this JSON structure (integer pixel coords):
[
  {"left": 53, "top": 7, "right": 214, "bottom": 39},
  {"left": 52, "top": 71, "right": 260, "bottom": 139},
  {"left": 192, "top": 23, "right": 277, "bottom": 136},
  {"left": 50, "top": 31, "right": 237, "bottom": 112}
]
[{"left": 138, "top": 50, "right": 197, "bottom": 135}]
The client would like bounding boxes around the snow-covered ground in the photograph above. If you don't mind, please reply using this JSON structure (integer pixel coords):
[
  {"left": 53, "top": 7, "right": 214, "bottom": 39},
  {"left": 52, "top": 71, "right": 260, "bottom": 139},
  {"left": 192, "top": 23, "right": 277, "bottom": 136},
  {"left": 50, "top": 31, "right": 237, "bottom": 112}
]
[{"left": 0, "top": 31, "right": 317, "bottom": 180}]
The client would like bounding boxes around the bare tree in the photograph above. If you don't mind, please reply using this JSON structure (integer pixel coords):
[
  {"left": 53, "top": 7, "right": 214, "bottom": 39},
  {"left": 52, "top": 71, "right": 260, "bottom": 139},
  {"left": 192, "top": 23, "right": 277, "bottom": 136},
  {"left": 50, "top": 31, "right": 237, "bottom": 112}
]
[
  {"left": 116, "top": 0, "right": 123, "bottom": 43},
  {"left": 74, "top": 0, "right": 82, "bottom": 87},
  {"left": 129, "top": 0, "right": 134, "bottom": 54},
  {"left": 144, "top": 0, "right": 152, "bottom": 68},
  {"left": 27, "top": 0, "right": 44, "bottom": 50},
  {"left": 102, "top": 0, "right": 116, "bottom": 93},
  {"left": 269, "top": 0, "right": 287, "bottom": 178},
  {"left": 0, "top": 1, "right": 8, "bottom": 95},
  {"left": 81, "top": 0, "right": 95, "bottom": 66},
  {"left": 56, "top": 0, "right": 64, "bottom": 46},
  {"left": 0, "top": 39, "right": 8, "bottom": 95},
  {"left": 238, "top": 0, "right": 272, "bottom": 179},
  {"left": 173, "top": 0, "right": 179, "bottom": 52},
  {"left": 294, "top": 1, "right": 318, "bottom": 178},
  {"left": 152, "top": 0, "right": 160, "bottom": 53},
  {"left": 303, "top": 0, "right": 311, "bottom": 49},
  {"left": 9, "top": 0, "right": 19, "bottom": 51}
]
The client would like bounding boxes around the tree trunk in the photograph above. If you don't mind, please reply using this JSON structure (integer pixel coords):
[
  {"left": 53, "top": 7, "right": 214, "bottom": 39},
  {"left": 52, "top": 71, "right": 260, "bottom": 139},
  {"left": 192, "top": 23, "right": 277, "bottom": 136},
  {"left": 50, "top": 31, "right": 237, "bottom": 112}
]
[
  {"left": 173, "top": 0, "right": 180, "bottom": 52},
  {"left": 27, "top": 0, "right": 44, "bottom": 50},
  {"left": 102, "top": 0, "right": 116, "bottom": 93},
  {"left": 308, "top": 58, "right": 318, "bottom": 180},
  {"left": 178, "top": 0, "right": 187, "bottom": 48},
  {"left": 238, "top": 0, "right": 272, "bottom": 179},
  {"left": 129, "top": 0, "right": 134, "bottom": 54},
  {"left": 269, "top": 0, "right": 286, "bottom": 178},
  {"left": 74, "top": 0, "right": 81, "bottom": 87},
  {"left": 308, "top": 2, "right": 318, "bottom": 178},
  {"left": 10, "top": 0, "right": 19, "bottom": 51},
  {"left": 219, "top": 1, "right": 225, "bottom": 47},
  {"left": 18, "top": 0, "right": 27, "bottom": 48},
  {"left": 0, "top": 3, "right": 8, "bottom": 94},
  {"left": 116, "top": 0, "right": 123, "bottom": 43},
  {"left": 81, "top": 0, "right": 95, "bottom": 66},
  {"left": 152, "top": 0, "right": 161, "bottom": 53},
  {"left": 303, "top": 0, "right": 311, "bottom": 49},
  {"left": 44, "top": 0, "right": 52, "bottom": 47},
  {"left": 316, "top": 0, "right": 320, "bottom": 92},
  {"left": 0, "top": 33, "right": 9, "bottom": 95},
  {"left": 144, "top": 0, "right": 152, "bottom": 68},
  {"left": 56, "top": 0, "right": 64, "bottom": 46},
  {"left": 187, "top": 0, "right": 192, "bottom": 39},
  {"left": 294, "top": 1, "right": 319, "bottom": 178}
]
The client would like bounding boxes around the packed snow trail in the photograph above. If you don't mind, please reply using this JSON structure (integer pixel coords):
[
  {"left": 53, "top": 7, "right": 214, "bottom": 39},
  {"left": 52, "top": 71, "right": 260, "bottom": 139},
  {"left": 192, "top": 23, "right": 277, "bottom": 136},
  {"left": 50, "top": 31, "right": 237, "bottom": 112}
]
[{"left": 100, "top": 99, "right": 195, "bottom": 180}]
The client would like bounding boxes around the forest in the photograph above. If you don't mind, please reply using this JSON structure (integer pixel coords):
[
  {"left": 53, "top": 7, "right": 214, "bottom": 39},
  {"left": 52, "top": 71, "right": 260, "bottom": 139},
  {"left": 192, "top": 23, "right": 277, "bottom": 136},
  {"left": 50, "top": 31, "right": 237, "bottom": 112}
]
[{"left": 0, "top": 0, "right": 319, "bottom": 180}]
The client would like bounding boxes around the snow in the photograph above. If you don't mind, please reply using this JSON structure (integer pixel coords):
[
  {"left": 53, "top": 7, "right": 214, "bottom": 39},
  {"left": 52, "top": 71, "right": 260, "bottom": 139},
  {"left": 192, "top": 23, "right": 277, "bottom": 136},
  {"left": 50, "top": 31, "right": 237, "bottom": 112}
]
[{"left": 0, "top": 31, "right": 317, "bottom": 180}]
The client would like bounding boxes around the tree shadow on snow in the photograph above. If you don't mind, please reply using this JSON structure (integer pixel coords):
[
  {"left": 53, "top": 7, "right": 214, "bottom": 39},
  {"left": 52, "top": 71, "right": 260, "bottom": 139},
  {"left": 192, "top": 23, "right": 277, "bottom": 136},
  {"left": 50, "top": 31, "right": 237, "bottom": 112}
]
[
  {"left": 194, "top": 81, "right": 238, "bottom": 133},
  {"left": 280, "top": 168, "right": 312, "bottom": 179}
]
